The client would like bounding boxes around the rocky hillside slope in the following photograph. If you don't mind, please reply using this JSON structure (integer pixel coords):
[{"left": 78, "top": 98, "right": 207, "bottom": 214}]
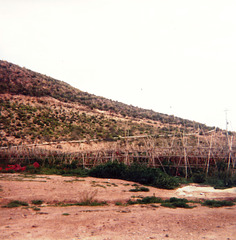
[{"left": 0, "top": 60, "right": 222, "bottom": 148}]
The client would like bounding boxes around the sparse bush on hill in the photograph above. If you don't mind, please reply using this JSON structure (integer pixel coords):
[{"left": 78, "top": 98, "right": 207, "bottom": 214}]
[{"left": 0, "top": 59, "right": 212, "bottom": 141}]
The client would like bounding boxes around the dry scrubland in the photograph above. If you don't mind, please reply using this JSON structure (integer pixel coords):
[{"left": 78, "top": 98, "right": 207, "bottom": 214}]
[
  {"left": 1, "top": 57, "right": 236, "bottom": 240},
  {"left": 0, "top": 173, "right": 236, "bottom": 240}
]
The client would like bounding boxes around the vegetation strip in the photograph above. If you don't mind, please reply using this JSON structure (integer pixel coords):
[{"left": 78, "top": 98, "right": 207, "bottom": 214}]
[{"left": 2, "top": 197, "right": 235, "bottom": 209}]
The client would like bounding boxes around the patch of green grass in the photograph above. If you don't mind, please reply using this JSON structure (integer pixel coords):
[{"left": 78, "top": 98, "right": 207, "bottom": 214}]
[
  {"left": 127, "top": 196, "right": 195, "bottom": 209},
  {"left": 129, "top": 186, "right": 150, "bottom": 192},
  {"left": 161, "top": 197, "right": 195, "bottom": 209},
  {"left": 31, "top": 200, "right": 44, "bottom": 205},
  {"left": 62, "top": 213, "right": 70, "bottom": 216},
  {"left": 161, "top": 202, "right": 176, "bottom": 208},
  {"left": 202, "top": 200, "right": 235, "bottom": 208},
  {"left": 32, "top": 207, "right": 41, "bottom": 211},
  {"left": 2, "top": 200, "right": 29, "bottom": 208},
  {"left": 55, "top": 201, "right": 107, "bottom": 207},
  {"left": 64, "top": 178, "right": 85, "bottom": 183},
  {"left": 133, "top": 195, "right": 144, "bottom": 198},
  {"left": 128, "top": 196, "right": 162, "bottom": 205},
  {"left": 104, "top": 182, "right": 118, "bottom": 187},
  {"left": 111, "top": 183, "right": 118, "bottom": 187},
  {"left": 92, "top": 184, "right": 106, "bottom": 188},
  {"left": 76, "top": 201, "right": 107, "bottom": 206}
]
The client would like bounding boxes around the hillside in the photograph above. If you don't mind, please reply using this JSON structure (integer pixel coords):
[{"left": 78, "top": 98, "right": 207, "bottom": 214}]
[{"left": 0, "top": 60, "right": 224, "bottom": 149}]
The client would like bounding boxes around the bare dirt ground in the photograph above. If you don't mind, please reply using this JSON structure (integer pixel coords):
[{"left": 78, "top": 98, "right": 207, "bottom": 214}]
[{"left": 0, "top": 173, "right": 236, "bottom": 240}]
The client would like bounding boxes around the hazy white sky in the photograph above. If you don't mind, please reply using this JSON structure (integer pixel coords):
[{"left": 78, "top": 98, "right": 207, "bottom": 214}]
[{"left": 1, "top": 0, "right": 235, "bottom": 131}]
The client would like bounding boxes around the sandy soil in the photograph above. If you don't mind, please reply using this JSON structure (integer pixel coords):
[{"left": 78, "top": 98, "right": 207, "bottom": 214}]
[{"left": 0, "top": 173, "right": 236, "bottom": 240}]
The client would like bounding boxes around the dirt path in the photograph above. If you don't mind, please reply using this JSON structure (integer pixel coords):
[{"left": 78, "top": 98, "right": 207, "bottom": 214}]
[{"left": 0, "top": 174, "right": 236, "bottom": 240}]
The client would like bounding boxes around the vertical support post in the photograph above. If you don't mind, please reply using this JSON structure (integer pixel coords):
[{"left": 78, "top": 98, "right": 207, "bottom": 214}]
[
  {"left": 182, "top": 133, "right": 188, "bottom": 179},
  {"left": 206, "top": 135, "right": 213, "bottom": 177},
  {"left": 227, "top": 136, "right": 233, "bottom": 172},
  {"left": 82, "top": 153, "right": 85, "bottom": 169}
]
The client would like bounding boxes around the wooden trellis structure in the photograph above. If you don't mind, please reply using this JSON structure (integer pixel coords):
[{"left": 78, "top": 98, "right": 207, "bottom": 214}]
[{"left": 0, "top": 130, "right": 235, "bottom": 178}]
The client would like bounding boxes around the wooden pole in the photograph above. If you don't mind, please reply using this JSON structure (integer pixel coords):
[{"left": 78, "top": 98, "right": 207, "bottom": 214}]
[
  {"left": 182, "top": 133, "right": 188, "bottom": 179},
  {"left": 206, "top": 135, "right": 213, "bottom": 177},
  {"left": 227, "top": 136, "right": 233, "bottom": 172}
]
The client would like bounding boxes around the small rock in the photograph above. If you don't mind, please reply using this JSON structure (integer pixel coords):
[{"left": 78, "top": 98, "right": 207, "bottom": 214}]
[
  {"left": 119, "top": 210, "right": 131, "bottom": 213},
  {"left": 165, "top": 234, "right": 169, "bottom": 237}
]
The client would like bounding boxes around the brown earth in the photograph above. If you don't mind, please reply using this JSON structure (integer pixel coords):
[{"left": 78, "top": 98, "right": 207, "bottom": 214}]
[{"left": 0, "top": 174, "right": 236, "bottom": 240}]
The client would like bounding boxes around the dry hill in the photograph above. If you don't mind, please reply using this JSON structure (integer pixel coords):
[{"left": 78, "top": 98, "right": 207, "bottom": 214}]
[{"left": 0, "top": 60, "right": 229, "bottom": 150}]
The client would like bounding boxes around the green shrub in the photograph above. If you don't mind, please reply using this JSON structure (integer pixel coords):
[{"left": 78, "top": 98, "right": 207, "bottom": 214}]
[
  {"left": 3, "top": 200, "right": 29, "bottom": 208},
  {"left": 160, "top": 202, "right": 176, "bottom": 208},
  {"left": 129, "top": 186, "right": 150, "bottom": 192},
  {"left": 154, "top": 174, "right": 179, "bottom": 189},
  {"left": 139, "top": 196, "right": 163, "bottom": 204},
  {"left": 206, "top": 172, "right": 236, "bottom": 189},
  {"left": 62, "top": 213, "right": 70, "bottom": 216},
  {"left": 89, "top": 162, "right": 179, "bottom": 190},
  {"left": 169, "top": 197, "right": 188, "bottom": 203},
  {"left": 161, "top": 197, "right": 194, "bottom": 209},
  {"left": 124, "top": 163, "right": 158, "bottom": 185},
  {"left": 61, "top": 168, "right": 89, "bottom": 177},
  {"left": 31, "top": 200, "right": 44, "bottom": 205},
  {"left": 127, "top": 196, "right": 163, "bottom": 205},
  {"left": 89, "top": 161, "right": 127, "bottom": 179},
  {"left": 26, "top": 165, "right": 40, "bottom": 174},
  {"left": 192, "top": 172, "right": 206, "bottom": 183},
  {"left": 75, "top": 201, "right": 107, "bottom": 206},
  {"left": 202, "top": 200, "right": 234, "bottom": 208},
  {"left": 32, "top": 207, "right": 41, "bottom": 211}
]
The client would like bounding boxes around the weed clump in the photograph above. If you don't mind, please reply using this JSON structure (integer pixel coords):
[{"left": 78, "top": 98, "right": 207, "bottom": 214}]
[
  {"left": 62, "top": 213, "right": 70, "bottom": 216},
  {"left": 2, "top": 200, "right": 29, "bottom": 208},
  {"left": 161, "top": 197, "right": 194, "bottom": 209},
  {"left": 32, "top": 206, "right": 41, "bottom": 211},
  {"left": 127, "top": 196, "right": 195, "bottom": 209},
  {"left": 31, "top": 200, "right": 44, "bottom": 205},
  {"left": 202, "top": 200, "right": 235, "bottom": 208},
  {"left": 128, "top": 196, "right": 163, "bottom": 205},
  {"left": 129, "top": 186, "right": 150, "bottom": 192}
]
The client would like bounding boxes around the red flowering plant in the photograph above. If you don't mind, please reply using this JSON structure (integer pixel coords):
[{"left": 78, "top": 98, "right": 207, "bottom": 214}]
[
  {"left": 33, "top": 162, "right": 40, "bottom": 168},
  {"left": 0, "top": 164, "right": 27, "bottom": 173},
  {"left": 26, "top": 161, "right": 41, "bottom": 174},
  {"left": 0, "top": 162, "right": 40, "bottom": 174}
]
